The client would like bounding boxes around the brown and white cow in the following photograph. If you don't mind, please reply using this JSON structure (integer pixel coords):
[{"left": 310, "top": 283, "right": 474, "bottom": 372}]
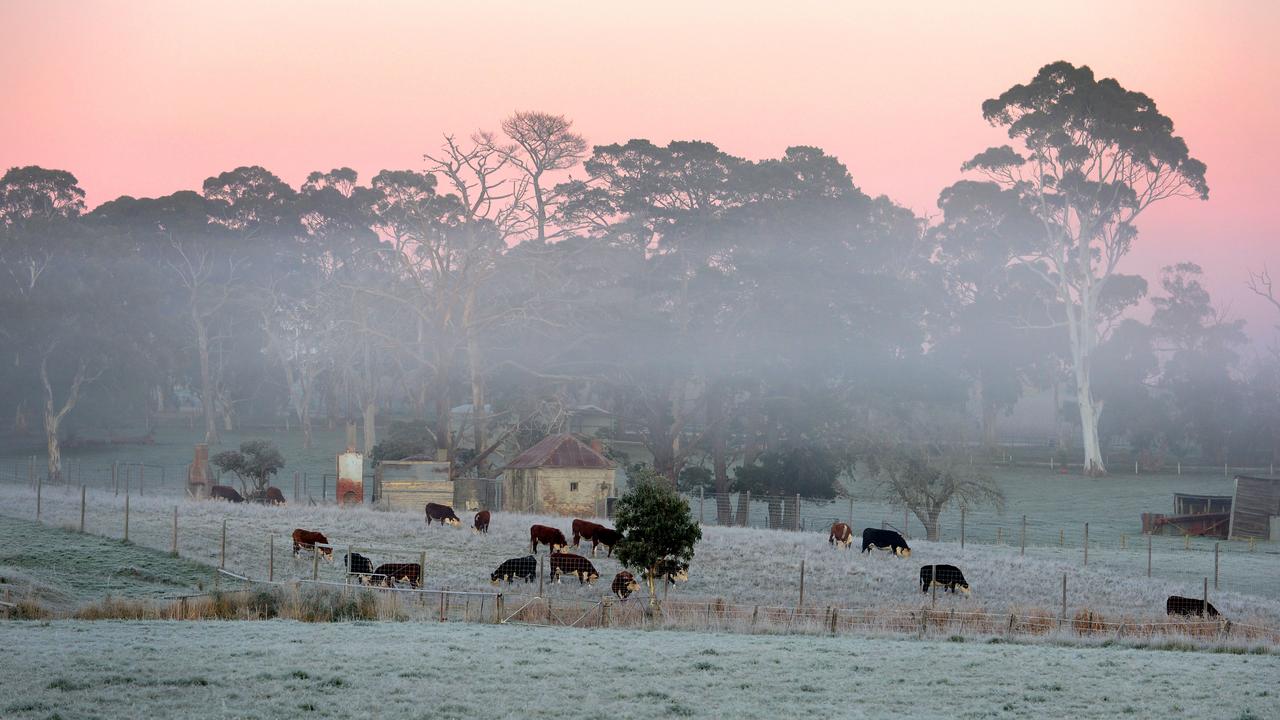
[
  {"left": 829, "top": 522, "right": 853, "bottom": 548},
  {"left": 473, "top": 510, "right": 491, "bottom": 534},
  {"left": 529, "top": 524, "right": 568, "bottom": 554},
  {"left": 611, "top": 571, "right": 639, "bottom": 601},
  {"left": 291, "top": 528, "right": 334, "bottom": 562},
  {"left": 372, "top": 562, "right": 422, "bottom": 588},
  {"left": 549, "top": 552, "right": 600, "bottom": 584},
  {"left": 210, "top": 485, "right": 244, "bottom": 503},
  {"left": 424, "top": 502, "right": 462, "bottom": 527},
  {"left": 572, "top": 518, "right": 622, "bottom": 557}
]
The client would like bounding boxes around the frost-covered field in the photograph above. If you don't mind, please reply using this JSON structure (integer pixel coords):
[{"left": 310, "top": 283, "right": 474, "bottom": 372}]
[
  {"left": 1, "top": 620, "right": 1276, "bottom": 720},
  {"left": 3, "top": 482, "right": 1277, "bottom": 631},
  {"left": 0, "top": 515, "right": 214, "bottom": 610}
]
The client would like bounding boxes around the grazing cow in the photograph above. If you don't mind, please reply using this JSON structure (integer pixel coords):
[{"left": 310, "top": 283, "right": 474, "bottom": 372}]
[
  {"left": 861, "top": 528, "right": 911, "bottom": 558},
  {"left": 920, "top": 564, "right": 970, "bottom": 594},
  {"left": 345, "top": 552, "right": 373, "bottom": 579},
  {"left": 424, "top": 502, "right": 462, "bottom": 527},
  {"left": 529, "top": 525, "right": 568, "bottom": 554},
  {"left": 210, "top": 485, "right": 244, "bottom": 503},
  {"left": 490, "top": 556, "right": 537, "bottom": 584},
  {"left": 611, "top": 571, "right": 639, "bottom": 601},
  {"left": 291, "top": 529, "right": 334, "bottom": 561},
  {"left": 549, "top": 552, "right": 600, "bottom": 584},
  {"left": 264, "top": 487, "right": 286, "bottom": 505},
  {"left": 1166, "top": 595, "right": 1221, "bottom": 618},
  {"left": 829, "top": 522, "right": 854, "bottom": 548},
  {"left": 642, "top": 558, "right": 690, "bottom": 586},
  {"left": 572, "top": 519, "right": 621, "bottom": 557},
  {"left": 473, "top": 510, "right": 491, "bottom": 534},
  {"left": 372, "top": 562, "right": 422, "bottom": 588}
]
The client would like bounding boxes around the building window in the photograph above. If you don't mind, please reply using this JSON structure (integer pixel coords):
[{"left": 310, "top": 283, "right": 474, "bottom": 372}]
[{"left": 570, "top": 482, "right": 579, "bottom": 492}]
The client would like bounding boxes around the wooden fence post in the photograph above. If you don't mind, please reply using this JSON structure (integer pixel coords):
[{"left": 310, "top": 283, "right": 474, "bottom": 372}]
[
  {"left": 1060, "top": 574, "right": 1067, "bottom": 625},
  {"left": 79, "top": 485, "right": 86, "bottom": 533},
  {"left": 1202, "top": 577, "right": 1208, "bottom": 618},
  {"left": 1059, "top": 527, "right": 1064, "bottom": 547},
  {"left": 124, "top": 493, "right": 130, "bottom": 543},
  {"left": 996, "top": 527, "right": 1003, "bottom": 545},
  {"left": 269, "top": 535, "right": 275, "bottom": 582},
  {"left": 1020, "top": 515, "right": 1026, "bottom": 556},
  {"left": 798, "top": 494, "right": 804, "bottom": 532},
  {"left": 220, "top": 519, "right": 227, "bottom": 570},
  {"left": 36, "top": 479, "right": 41, "bottom": 521},
  {"left": 848, "top": 497, "right": 854, "bottom": 525},
  {"left": 1214, "top": 543, "right": 1219, "bottom": 590},
  {"left": 312, "top": 543, "right": 320, "bottom": 580},
  {"left": 1083, "top": 523, "right": 1089, "bottom": 566},
  {"left": 743, "top": 491, "right": 750, "bottom": 527},
  {"left": 172, "top": 506, "right": 178, "bottom": 556},
  {"left": 495, "top": 593, "right": 504, "bottom": 624},
  {"left": 960, "top": 508, "right": 965, "bottom": 549},
  {"left": 1147, "top": 533, "right": 1152, "bottom": 578},
  {"left": 139, "top": 465, "right": 144, "bottom": 496},
  {"left": 538, "top": 555, "right": 545, "bottom": 597},
  {"left": 798, "top": 560, "right": 806, "bottom": 609},
  {"left": 699, "top": 488, "right": 704, "bottom": 525}
]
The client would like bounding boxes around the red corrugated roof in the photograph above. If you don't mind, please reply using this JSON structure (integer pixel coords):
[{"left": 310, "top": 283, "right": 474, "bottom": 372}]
[{"left": 505, "top": 434, "right": 615, "bottom": 470}]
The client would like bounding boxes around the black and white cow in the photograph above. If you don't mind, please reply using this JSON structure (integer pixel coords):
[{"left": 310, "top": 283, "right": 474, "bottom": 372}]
[
  {"left": 861, "top": 528, "right": 911, "bottom": 557},
  {"left": 491, "top": 556, "right": 538, "bottom": 584},
  {"left": 920, "top": 564, "right": 970, "bottom": 594},
  {"left": 1166, "top": 595, "right": 1221, "bottom": 618}
]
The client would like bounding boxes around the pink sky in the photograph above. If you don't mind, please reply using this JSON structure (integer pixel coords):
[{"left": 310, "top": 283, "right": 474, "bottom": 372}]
[{"left": 2, "top": 1, "right": 1277, "bottom": 341}]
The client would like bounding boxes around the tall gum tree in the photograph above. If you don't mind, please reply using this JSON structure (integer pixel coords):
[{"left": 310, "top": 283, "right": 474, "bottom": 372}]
[{"left": 962, "top": 61, "right": 1208, "bottom": 476}]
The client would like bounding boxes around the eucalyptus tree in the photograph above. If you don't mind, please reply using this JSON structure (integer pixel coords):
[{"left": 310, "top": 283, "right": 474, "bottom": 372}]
[
  {"left": 500, "top": 111, "right": 588, "bottom": 243},
  {"left": 962, "top": 61, "right": 1209, "bottom": 475}
]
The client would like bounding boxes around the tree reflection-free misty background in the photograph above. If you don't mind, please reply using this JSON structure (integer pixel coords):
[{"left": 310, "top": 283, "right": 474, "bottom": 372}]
[{"left": 0, "top": 3, "right": 1277, "bottom": 512}]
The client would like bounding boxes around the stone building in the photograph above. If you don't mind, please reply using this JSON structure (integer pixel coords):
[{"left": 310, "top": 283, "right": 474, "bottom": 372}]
[{"left": 502, "top": 434, "right": 615, "bottom": 517}]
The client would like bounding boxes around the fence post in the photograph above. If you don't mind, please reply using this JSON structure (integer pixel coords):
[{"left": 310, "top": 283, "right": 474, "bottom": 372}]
[
  {"left": 220, "top": 519, "right": 227, "bottom": 570},
  {"left": 439, "top": 588, "right": 447, "bottom": 622},
  {"left": 112, "top": 461, "right": 118, "bottom": 496},
  {"left": 1134, "top": 460, "right": 1138, "bottom": 475},
  {"left": 797, "top": 494, "right": 803, "bottom": 532},
  {"left": 495, "top": 593, "right": 504, "bottom": 624},
  {"left": 1060, "top": 574, "right": 1067, "bottom": 625},
  {"left": 36, "top": 479, "right": 41, "bottom": 521},
  {"left": 1177, "top": 461, "right": 1181, "bottom": 476},
  {"left": 829, "top": 606, "right": 838, "bottom": 635},
  {"left": 1147, "top": 533, "right": 1152, "bottom": 578},
  {"left": 931, "top": 577, "right": 938, "bottom": 608},
  {"left": 744, "top": 491, "right": 750, "bottom": 527},
  {"left": 538, "top": 555, "right": 545, "bottom": 597},
  {"left": 1120, "top": 534, "right": 1126, "bottom": 550},
  {"left": 848, "top": 497, "right": 854, "bottom": 525},
  {"left": 293, "top": 471, "right": 300, "bottom": 503},
  {"left": 699, "top": 488, "right": 704, "bottom": 525},
  {"left": 124, "top": 493, "right": 130, "bottom": 543},
  {"left": 1214, "top": 543, "right": 1219, "bottom": 590},
  {"left": 1020, "top": 515, "right": 1026, "bottom": 556},
  {"left": 996, "top": 527, "right": 1002, "bottom": 545},
  {"left": 1184, "top": 534, "right": 1190, "bottom": 550},
  {"left": 1083, "top": 522, "right": 1089, "bottom": 566},
  {"left": 140, "top": 465, "right": 145, "bottom": 496},
  {"left": 312, "top": 544, "right": 319, "bottom": 581},
  {"left": 419, "top": 552, "right": 427, "bottom": 587},
  {"left": 798, "top": 560, "right": 805, "bottom": 609},
  {"left": 269, "top": 535, "right": 275, "bottom": 582},
  {"left": 601, "top": 597, "right": 611, "bottom": 628},
  {"left": 960, "top": 508, "right": 965, "bottom": 549},
  {"left": 1202, "top": 577, "right": 1208, "bottom": 618},
  {"left": 903, "top": 509, "right": 908, "bottom": 538},
  {"left": 79, "top": 485, "right": 86, "bottom": 533}
]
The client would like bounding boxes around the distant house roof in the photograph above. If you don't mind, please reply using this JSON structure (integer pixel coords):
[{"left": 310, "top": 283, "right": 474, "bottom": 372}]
[{"left": 505, "top": 433, "right": 615, "bottom": 470}]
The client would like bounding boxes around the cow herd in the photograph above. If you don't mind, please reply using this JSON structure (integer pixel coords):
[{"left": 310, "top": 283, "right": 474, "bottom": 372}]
[
  {"left": 284, "top": 508, "right": 1226, "bottom": 619},
  {"left": 282, "top": 504, "right": 681, "bottom": 602}
]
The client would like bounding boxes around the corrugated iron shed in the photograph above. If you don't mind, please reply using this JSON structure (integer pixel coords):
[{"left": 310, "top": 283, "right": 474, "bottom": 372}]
[
  {"left": 505, "top": 433, "right": 614, "bottom": 470},
  {"left": 1229, "top": 475, "right": 1280, "bottom": 540}
]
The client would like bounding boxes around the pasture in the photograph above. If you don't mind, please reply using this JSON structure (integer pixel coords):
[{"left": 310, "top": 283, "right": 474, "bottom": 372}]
[
  {"left": 0, "top": 515, "right": 214, "bottom": 612},
  {"left": 1, "top": 620, "right": 1275, "bottom": 720},
  {"left": 2, "top": 481, "right": 1277, "bottom": 632}
]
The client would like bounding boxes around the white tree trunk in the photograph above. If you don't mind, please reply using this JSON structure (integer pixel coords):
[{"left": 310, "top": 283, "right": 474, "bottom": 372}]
[{"left": 362, "top": 401, "right": 377, "bottom": 456}]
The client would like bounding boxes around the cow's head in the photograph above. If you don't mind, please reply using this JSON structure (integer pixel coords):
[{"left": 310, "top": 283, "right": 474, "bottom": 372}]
[
  {"left": 490, "top": 574, "right": 504, "bottom": 586},
  {"left": 957, "top": 582, "right": 971, "bottom": 594},
  {"left": 584, "top": 570, "right": 600, "bottom": 584},
  {"left": 320, "top": 546, "right": 335, "bottom": 563},
  {"left": 445, "top": 517, "right": 462, "bottom": 528},
  {"left": 895, "top": 547, "right": 911, "bottom": 559},
  {"left": 551, "top": 543, "right": 567, "bottom": 553}
]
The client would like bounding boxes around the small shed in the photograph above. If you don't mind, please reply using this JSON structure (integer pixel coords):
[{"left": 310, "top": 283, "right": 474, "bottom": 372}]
[
  {"left": 502, "top": 434, "right": 615, "bottom": 517},
  {"left": 373, "top": 456, "right": 451, "bottom": 513},
  {"left": 1229, "top": 475, "right": 1280, "bottom": 541}
]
